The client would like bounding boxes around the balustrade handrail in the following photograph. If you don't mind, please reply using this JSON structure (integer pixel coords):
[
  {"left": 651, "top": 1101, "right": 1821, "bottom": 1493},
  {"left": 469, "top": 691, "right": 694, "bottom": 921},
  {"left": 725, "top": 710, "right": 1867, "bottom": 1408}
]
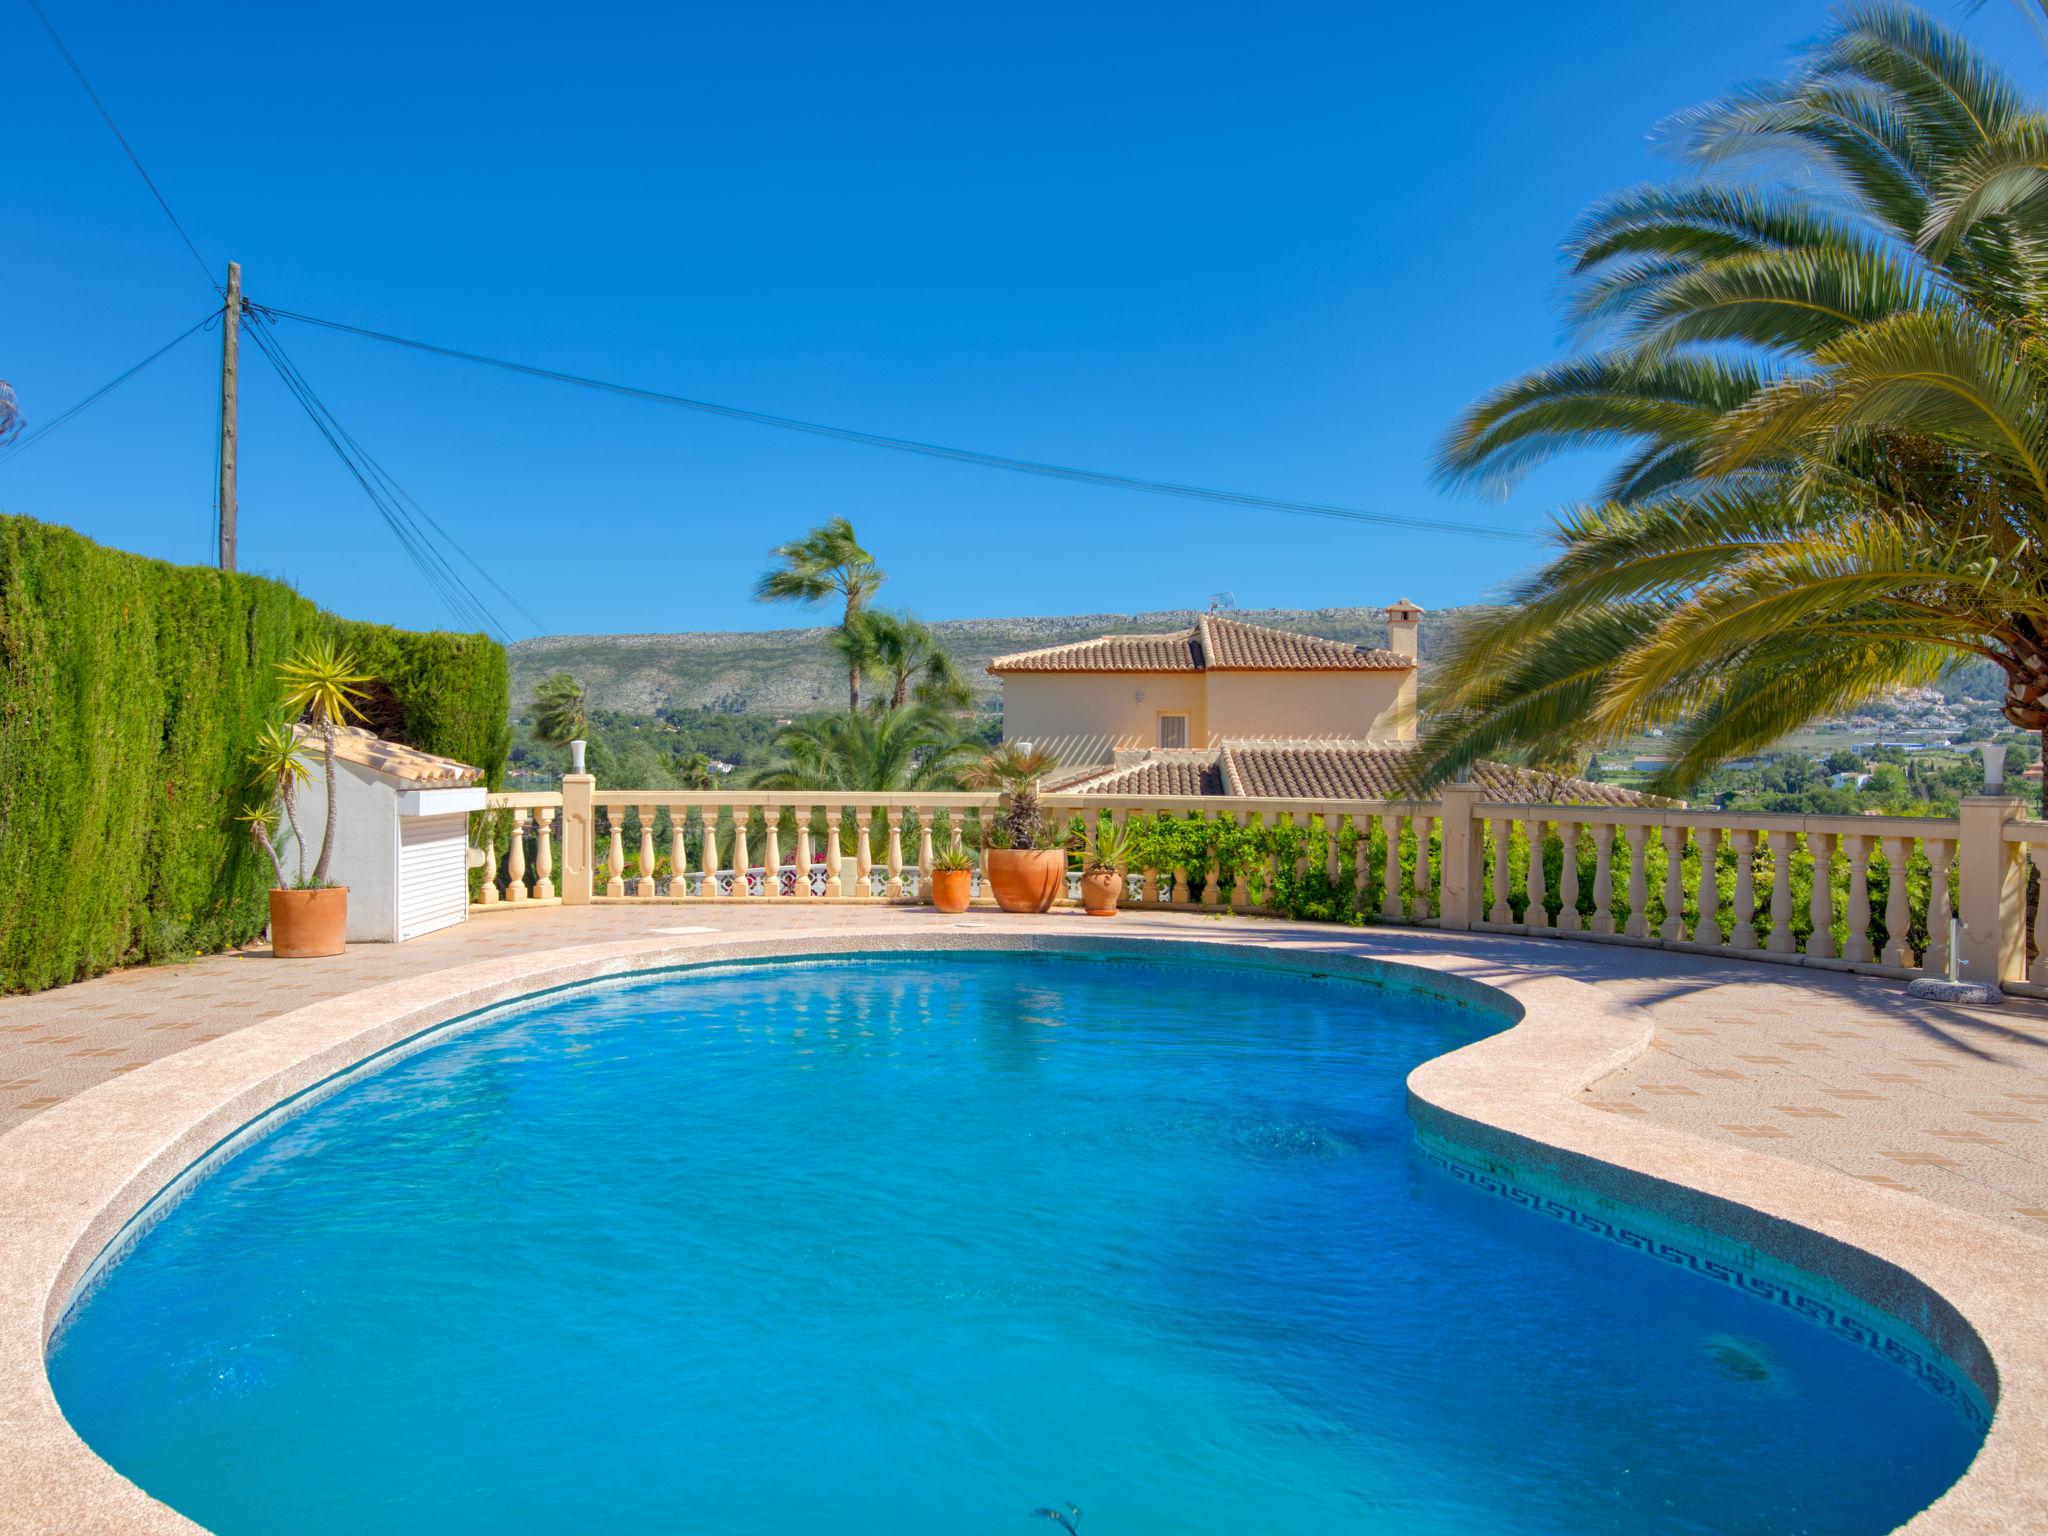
[{"left": 1472, "top": 800, "right": 1965, "bottom": 840}]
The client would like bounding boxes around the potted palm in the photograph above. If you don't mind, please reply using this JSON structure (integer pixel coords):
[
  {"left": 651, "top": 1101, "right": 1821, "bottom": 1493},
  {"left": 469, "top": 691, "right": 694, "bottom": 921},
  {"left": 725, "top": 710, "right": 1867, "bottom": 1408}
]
[
  {"left": 965, "top": 743, "right": 1068, "bottom": 913},
  {"left": 928, "top": 842, "right": 974, "bottom": 914},
  {"left": 251, "top": 641, "right": 373, "bottom": 957},
  {"left": 1080, "top": 819, "right": 1131, "bottom": 916}
]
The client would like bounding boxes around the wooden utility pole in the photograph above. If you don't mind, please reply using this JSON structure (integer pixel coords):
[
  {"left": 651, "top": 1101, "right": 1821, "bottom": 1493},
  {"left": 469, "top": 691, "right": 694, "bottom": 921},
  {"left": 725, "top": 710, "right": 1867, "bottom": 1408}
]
[{"left": 218, "top": 260, "right": 240, "bottom": 572}]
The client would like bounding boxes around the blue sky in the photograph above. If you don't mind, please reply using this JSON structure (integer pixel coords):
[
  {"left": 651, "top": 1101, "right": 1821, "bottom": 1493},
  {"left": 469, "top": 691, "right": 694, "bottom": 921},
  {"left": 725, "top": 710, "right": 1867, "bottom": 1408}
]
[{"left": 7, "top": 2, "right": 2042, "bottom": 640}]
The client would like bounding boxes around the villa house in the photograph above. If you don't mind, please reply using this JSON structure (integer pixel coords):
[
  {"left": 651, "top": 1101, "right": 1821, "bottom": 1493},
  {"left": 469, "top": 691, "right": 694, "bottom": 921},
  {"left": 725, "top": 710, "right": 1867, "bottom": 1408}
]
[{"left": 990, "top": 602, "right": 1645, "bottom": 805}]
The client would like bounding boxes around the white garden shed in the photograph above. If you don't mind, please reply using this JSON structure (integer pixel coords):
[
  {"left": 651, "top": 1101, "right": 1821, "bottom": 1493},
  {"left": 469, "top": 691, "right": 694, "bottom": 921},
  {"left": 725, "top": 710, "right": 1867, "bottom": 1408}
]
[{"left": 291, "top": 726, "right": 487, "bottom": 943}]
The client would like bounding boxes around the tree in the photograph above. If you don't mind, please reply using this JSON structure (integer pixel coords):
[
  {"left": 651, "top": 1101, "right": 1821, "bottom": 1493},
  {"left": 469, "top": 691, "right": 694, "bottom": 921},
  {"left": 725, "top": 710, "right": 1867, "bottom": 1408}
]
[
  {"left": 748, "top": 705, "right": 978, "bottom": 792},
  {"left": 531, "top": 672, "right": 588, "bottom": 747},
  {"left": 1419, "top": 6, "right": 2048, "bottom": 813},
  {"left": 671, "top": 750, "right": 715, "bottom": 790},
  {"left": 276, "top": 640, "right": 372, "bottom": 886},
  {"left": 753, "top": 518, "right": 886, "bottom": 709},
  {"left": 842, "top": 609, "right": 972, "bottom": 711}
]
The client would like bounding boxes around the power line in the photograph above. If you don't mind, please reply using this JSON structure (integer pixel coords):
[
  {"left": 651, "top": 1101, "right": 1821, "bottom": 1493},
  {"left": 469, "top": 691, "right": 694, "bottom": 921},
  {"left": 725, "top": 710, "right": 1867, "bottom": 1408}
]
[
  {"left": 0, "top": 311, "right": 215, "bottom": 467},
  {"left": 240, "top": 318, "right": 511, "bottom": 639},
  {"left": 255, "top": 304, "right": 1546, "bottom": 546},
  {"left": 22, "top": 0, "right": 217, "bottom": 291}
]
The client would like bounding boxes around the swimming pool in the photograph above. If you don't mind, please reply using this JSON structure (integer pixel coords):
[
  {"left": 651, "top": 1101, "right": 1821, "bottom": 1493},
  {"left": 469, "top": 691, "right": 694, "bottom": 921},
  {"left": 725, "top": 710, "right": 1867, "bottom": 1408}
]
[{"left": 48, "top": 951, "right": 1983, "bottom": 1534}]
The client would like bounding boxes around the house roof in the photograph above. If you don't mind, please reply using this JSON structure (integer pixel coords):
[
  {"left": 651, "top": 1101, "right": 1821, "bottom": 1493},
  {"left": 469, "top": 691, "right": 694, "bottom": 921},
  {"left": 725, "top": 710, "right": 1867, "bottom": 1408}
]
[
  {"left": 988, "top": 613, "right": 1409, "bottom": 675},
  {"left": 1219, "top": 742, "right": 1656, "bottom": 806},
  {"left": 294, "top": 725, "right": 484, "bottom": 787},
  {"left": 1046, "top": 741, "right": 1663, "bottom": 807}
]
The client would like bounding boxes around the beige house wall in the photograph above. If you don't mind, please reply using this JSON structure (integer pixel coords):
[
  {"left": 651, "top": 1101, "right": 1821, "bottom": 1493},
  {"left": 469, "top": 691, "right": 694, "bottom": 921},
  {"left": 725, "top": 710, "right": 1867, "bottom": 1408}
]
[
  {"left": 998, "top": 667, "right": 1411, "bottom": 764},
  {"left": 1201, "top": 670, "right": 1410, "bottom": 745},
  {"left": 998, "top": 672, "right": 1209, "bottom": 766}
]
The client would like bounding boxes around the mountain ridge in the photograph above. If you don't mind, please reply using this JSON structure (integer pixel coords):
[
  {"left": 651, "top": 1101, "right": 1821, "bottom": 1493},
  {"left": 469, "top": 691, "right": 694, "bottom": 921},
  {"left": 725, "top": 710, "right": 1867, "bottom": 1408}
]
[{"left": 510, "top": 604, "right": 1481, "bottom": 715}]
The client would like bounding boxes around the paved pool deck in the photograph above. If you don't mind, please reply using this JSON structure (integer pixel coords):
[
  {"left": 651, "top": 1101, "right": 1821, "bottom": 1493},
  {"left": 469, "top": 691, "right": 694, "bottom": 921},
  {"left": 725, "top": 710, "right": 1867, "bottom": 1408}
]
[{"left": 4, "top": 903, "right": 2046, "bottom": 1236}]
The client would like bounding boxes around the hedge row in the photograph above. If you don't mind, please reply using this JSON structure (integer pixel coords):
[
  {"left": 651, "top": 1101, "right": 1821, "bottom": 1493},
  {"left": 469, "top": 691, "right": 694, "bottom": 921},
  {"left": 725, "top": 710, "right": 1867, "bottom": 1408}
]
[{"left": 0, "top": 514, "right": 509, "bottom": 992}]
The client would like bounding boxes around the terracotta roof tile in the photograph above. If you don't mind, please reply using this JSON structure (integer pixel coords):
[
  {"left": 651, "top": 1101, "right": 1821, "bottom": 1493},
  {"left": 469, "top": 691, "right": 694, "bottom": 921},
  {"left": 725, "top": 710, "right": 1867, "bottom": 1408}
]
[
  {"left": 1217, "top": 742, "right": 1660, "bottom": 806},
  {"left": 1085, "top": 760, "right": 1225, "bottom": 796},
  {"left": 988, "top": 616, "right": 1409, "bottom": 674},
  {"left": 293, "top": 725, "right": 484, "bottom": 787},
  {"left": 1197, "top": 614, "right": 1409, "bottom": 671}
]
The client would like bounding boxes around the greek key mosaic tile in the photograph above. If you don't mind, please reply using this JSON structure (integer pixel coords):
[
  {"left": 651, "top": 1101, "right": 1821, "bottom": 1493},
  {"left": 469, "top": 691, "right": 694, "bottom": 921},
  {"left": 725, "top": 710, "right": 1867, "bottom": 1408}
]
[{"left": 1418, "top": 1132, "right": 1991, "bottom": 1429}]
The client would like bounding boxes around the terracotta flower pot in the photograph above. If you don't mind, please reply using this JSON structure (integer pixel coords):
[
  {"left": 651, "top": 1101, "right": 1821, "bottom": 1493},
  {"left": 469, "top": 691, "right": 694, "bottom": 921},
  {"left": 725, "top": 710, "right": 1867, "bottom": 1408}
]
[
  {"left": 984, "top": 848, "right": 1066, "bottom": 914},
  {"left": 1079, "top": 867, "right": 1124, "bottom": 916},
  {"left": 929, "top": 868, "right": 973, "bottom": 914},
  {"left": 270, "top": 887, "right": 347, "bottom": 958}
]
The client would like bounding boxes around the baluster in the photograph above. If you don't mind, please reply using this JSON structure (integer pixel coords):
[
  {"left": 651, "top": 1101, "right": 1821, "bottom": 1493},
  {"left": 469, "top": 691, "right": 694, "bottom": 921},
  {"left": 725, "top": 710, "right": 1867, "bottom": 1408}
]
[
  {"left": 1590, "top": 822, "right": 1615, "bottom": 935},
  {"left": 636, "top": 804, "right": 658, "bottom": 897},
  {"left": 478, "top": 817, "right": 499, "bottom": 905},
  {"left": 918, "top": 811, "right": 936, "bottom": 887},
  {"left": 1417, "top": 814, "right": 1434, "bottom": 919},
  {"left": 1488, "top": 814, "right": 1514, "bottom": 925},
  {"left": 1525, "top": 817, "right": 1549, "bottom": 930},
  {"left": 854, "top": 811, "right": 873, "bottom": 898},
  {"left": 885, "top": 810, "right": 905, "bottom": 899},
  {"left": 1806, "top": 831, "right": 1837, "bottom": 959},
  {"left": 1382, "top": 813, "right": 1403, "bottom": 920},
  {"left": 1138, "top": 807, "right": 1160, "bottom": 904},
  {"left": 507, "top": 809, "right": 530, "bottom": 903},
  {"left": 764, "top": 811, "right": 783, "bottom": 899},
  {"left": 1203, "top": 811, "right": 1223, "bottom": 906},
  {"left": 1766, "top": 828, "right": 1796, "bottom": 953},
  {"left": 733, "top": 810, "right": 753, "bottom": 898},
  {"left": 825, "top": 809, "right": 844, "bottom": 899},
  {"left": 1231, "top": 810, "right": 1252, "bottom": 909},
  {"left": 1621, "top": 824, "right": 1650, "bottom": 938},
  {"left": 670, "top": 806, "right": 689, "bottom": 899},
  {"left": 533, "top": 807, "right": 555, "bottom": 900},
  {"left": 1842, "top": 835, "right": 1873, "bottom": 962},
  {"left": 1658, "top": 824, "right": 1685, "bottom": 941},
  {"left": 950, "top": 808, "right": 966, "bottom": 853},
  {"left": 1556, "top": 820, "right": 1581, "bottom": 933},
  {"left": 795, "top": 810, "right": 815, "bottom": 899},
  {"left": 699, "top": 805, "right": 722, "bottom": 899},
  {"left": 1325, "top": 814, "right": 1342, "bottom": 890},
  {"left": 1294, "top": 811, "right": 1312, "bottom": 884},
  {"left": 1881, "top": 835, "right": 1913, "bottom": 968},
  {"left": 2030, "top": 844, "right": 2048, "bottom": 983},
  {"left": 1925, "top": 837, "right": 1955, "bottom": 977},
  {"left": 1728, "top": 829, "right": 1757, "bottom": 949},
  {"left": 1693, "top": 826, "right": 1722, "bottom": 945}
]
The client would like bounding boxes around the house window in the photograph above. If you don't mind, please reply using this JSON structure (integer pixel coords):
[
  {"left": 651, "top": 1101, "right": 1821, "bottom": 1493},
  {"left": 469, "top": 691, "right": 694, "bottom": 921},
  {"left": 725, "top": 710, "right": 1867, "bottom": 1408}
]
[{"left": 1158, "top": 714, "right": 1189, "bottom": 749}]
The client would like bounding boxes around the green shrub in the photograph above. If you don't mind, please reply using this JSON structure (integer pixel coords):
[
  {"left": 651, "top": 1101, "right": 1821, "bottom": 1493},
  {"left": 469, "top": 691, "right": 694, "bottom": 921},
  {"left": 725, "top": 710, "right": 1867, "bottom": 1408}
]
[{"left": 0, "top": 514, "right": 508, "bottom": 992}]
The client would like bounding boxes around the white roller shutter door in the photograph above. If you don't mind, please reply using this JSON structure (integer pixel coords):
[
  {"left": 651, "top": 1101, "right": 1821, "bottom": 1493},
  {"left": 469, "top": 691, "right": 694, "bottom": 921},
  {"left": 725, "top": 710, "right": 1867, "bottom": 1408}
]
[{"left": 397, "top": 813, "right": 469, "bottom": 941}]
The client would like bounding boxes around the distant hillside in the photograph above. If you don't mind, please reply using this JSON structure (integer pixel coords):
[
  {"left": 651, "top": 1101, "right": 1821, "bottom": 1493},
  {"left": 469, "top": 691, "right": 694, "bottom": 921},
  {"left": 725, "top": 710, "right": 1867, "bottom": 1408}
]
[{"left": 509, "top": 605, "right": 1482, "bottom": 716}]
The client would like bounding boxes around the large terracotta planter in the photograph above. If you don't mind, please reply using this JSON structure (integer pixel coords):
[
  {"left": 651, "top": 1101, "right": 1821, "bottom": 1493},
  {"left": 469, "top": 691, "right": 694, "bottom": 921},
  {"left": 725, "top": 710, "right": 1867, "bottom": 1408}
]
[
  {"left": 984, "top": 849, "right": 1066, "bottom": 914},
  {"left": 929, "top": 868, "right": 973, "bottom": 915},
  {"left": 1079, "top": 867, "right": 1124, "bottom": 916},
  {"left": 270, "top": 887, "right": 347, "bottom": 958}
]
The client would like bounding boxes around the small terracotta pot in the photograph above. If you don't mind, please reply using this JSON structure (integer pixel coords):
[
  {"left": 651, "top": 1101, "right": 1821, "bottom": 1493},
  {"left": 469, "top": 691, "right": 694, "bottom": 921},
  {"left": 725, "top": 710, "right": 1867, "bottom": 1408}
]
[
  {"left": 929, "top": 868, "right": 973, "bottom": 914},
  {"left": 270, "top": 887, "right": 347, "bottom": 958},
  {"left": 1079, "top": 867, "right": 1124, "bottom": 916},
  {"left": 984, "top": 848, "right": 1066, "bottom": 913}
]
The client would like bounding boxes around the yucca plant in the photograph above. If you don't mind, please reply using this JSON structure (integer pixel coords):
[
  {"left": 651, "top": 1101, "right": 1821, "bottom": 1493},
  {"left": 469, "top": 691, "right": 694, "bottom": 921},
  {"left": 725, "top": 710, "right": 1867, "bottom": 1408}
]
[
  {"left": 277, "top": 640, "right": 373, "bottom": 885},
  {"left": 1084, "top": 818, "right": 1132, "bottom": 874},
  {"left": 1421, "top": 3, "right": 2048, "bottom": 811},
  {"left": 964, "top": 743, "right": 1059, "bottom": 848},
  {"left": 931, "top": 841, "right": 975, "bottom": 873},
  {"left": 244, "top": 720, "right": 313, "bottom": 887}
]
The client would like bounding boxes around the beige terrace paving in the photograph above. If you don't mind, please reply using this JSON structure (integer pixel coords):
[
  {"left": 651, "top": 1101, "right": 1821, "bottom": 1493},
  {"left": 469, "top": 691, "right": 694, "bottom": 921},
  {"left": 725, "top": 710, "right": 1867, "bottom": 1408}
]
[{"left": 4, "top": 905, "right": 2047, "bottom": 1237}]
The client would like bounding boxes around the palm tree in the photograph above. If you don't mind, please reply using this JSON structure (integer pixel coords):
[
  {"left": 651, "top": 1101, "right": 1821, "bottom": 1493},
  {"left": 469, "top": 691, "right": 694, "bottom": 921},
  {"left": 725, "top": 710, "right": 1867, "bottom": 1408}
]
[
  {"left": 753, "top": 518, "right": 886, "bottom": 708},
  {"left": 1420, "top": 5, "right": 2048, "bottom": 810},
  {"left": 963, "top": 742, "right": 1059, "bottom": 847},
  {"left": 671, "top": 749, "right": 716, "bottom": 790},
  {"left": 749, "top": 705, "right": 978, "bottom": 792},
  {"left": 837, "top": 609, "right": 972, "bottom": 711},
  {"left": 531, "top": 672, "right": 588, "bottom": 748},
  {"left": 277, "top": 640, "right": 372, "bottom": 885}
]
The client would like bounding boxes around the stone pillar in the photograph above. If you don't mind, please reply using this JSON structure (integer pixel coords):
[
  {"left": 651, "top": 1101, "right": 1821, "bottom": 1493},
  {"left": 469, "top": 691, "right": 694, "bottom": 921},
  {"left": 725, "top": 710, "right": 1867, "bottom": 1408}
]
[
  {"left": 1957, "top": 795, "right": 2024, "bottom": 988},
  {"left": 560, "top": 773, "right": 596, "bottom": 905},
  {"left": 1435, "top": 783, "right": 1481, "bottom": 931}
]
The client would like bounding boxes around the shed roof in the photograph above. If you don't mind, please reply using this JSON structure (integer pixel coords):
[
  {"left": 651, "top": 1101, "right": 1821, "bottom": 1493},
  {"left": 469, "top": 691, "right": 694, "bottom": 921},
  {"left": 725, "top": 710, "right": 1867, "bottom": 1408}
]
[{"left": 294, "top": 725, "right": 484, "bottom": 788}]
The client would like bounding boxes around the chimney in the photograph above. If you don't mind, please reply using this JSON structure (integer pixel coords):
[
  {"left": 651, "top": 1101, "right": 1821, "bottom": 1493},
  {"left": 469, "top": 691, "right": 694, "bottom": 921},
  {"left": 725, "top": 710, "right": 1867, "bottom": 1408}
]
[{"left": 1383, "top": 599, "right": 1425, "bottom": 742}]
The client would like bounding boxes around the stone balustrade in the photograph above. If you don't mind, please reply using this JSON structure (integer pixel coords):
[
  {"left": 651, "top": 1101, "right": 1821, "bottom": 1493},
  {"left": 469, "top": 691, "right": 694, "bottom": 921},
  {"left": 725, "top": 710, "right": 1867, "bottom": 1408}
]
[{"left": 469, "top": 775, "right": 2048, "bottom": 992}]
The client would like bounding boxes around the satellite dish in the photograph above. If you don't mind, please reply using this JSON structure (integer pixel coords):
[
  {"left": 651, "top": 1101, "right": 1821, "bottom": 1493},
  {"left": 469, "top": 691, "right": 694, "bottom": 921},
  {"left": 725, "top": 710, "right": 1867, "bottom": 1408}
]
[
  {"left": 0, "top": 382, "right": 22, "bottom": 449},
  {"left": 1207, "top": 591, "right": 1236, "bottom": 611}
]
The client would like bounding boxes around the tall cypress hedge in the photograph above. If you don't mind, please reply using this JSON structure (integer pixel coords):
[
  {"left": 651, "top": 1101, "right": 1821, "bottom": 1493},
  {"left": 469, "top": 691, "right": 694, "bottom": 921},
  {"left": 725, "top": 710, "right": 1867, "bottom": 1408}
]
[{"left": 0, "top": 515, "right": 509, "bottom": 993}]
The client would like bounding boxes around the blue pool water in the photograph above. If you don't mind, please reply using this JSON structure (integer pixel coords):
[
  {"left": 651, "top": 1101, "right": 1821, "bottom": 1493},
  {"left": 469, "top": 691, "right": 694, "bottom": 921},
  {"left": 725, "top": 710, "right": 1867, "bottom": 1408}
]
[{"left": 50, "top": 953, "right": 1981, "bottom": 1534}]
